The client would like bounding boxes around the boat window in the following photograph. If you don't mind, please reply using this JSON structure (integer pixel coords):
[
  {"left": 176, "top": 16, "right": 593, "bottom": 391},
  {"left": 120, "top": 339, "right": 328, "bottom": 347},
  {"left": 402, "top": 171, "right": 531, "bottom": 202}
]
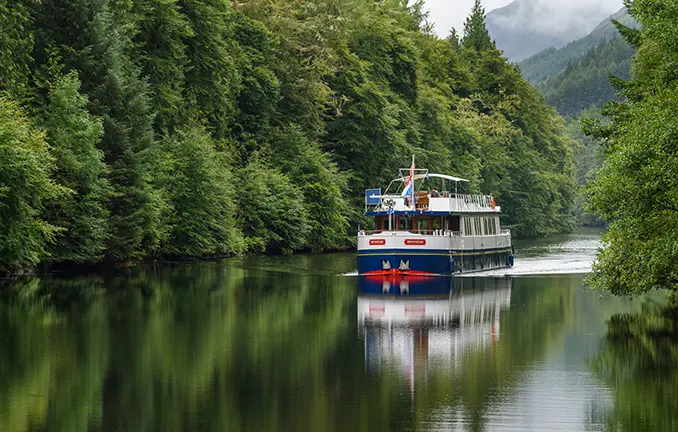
[
  {"left": 417, "top": 218, "right": 431, "bottom": 233},
  {"left": 448, "top": 216, "right": 461, "bottom": 232},
  {"left": 399, "top": 217, "right": 412, "bottom": 231},
  {"left": 483, "top": 217, "right": 489, "bottom": 235},
  {"left": 432, "top": 217, "right": 442, "bottom": 231},
  {"left": 375, "top": 217, "right": 383, "bottom": 231},
  {"left": 485, "top": 217, "right": 494, "bottom": 235},
  {"left": 474, "top": 217, "right": 482, "bottom": 236},
  {"left": 463, "top": 217, "right": 471, "bottom": 235}
]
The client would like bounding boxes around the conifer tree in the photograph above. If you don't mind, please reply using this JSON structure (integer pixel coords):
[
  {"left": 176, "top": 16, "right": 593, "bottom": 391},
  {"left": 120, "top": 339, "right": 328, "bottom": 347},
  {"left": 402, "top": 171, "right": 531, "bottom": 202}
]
[
  {"left": 180, "top": 0, "right": 240, "bottom": 142},
  {"left": 447, "top": 28, "right": 461, "bottom": 51},
  {"left": 132, "top": 0, "right": 193, "bottom": 133},
  {"left": 31, "top": 0, "right": 160, "bottom": 261},
  {"left": 0, "top": 1, "right": 33, "bottom": 100},
  {"left": 462, "top": 0, "right": 495, "bottom": 52},
  {"left": 41, "top": 72, "right": 110, "bottom": 264}
]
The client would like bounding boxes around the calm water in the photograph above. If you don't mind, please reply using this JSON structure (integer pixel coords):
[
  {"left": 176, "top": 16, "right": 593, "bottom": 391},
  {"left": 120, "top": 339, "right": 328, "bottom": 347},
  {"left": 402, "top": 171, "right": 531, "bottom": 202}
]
[{"left": 1, "top": 230, "right": 676, "bottom": 431}]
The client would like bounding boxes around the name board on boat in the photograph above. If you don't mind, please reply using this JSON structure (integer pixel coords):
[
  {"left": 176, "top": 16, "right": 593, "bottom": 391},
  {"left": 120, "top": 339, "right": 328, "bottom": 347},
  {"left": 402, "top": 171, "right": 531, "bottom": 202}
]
[
  {"left": 369, "top": 239, "right": 386, "bottom": 246},
  {"left": 404, "top": 239, "right": 426, "bottom": 246}
]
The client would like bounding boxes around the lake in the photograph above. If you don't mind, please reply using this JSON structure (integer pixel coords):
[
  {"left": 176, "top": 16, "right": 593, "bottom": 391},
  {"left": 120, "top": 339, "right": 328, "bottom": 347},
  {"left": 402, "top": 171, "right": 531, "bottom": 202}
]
[{"left": 1, "top": 229, "right": 676, "bottom": 431}]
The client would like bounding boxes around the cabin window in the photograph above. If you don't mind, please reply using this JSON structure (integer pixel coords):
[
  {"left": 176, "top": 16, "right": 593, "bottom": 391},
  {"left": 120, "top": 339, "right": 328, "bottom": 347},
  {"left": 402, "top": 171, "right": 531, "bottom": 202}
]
[
  {"left": 399, "top": 217, "right": 412, "bottom": 231},
  {"left": 432, "top": 217, "right": 442, "bottom": 231},
  {"left": 474, "top": 218, "right": 482, "bottom": 236},
  {"left": 447, "top": 216, "right": 461, "bottom": 232},
  {"left": 463, "top": 217, "right": 471, "bottom": 235},
  {"left": 417, "top": 218, "right": 431, "bottom": 233},
  {"left": 483, "top": 217, "right": 496, "bottom": 235},
  {"left": 374, "top": 217, "right": 383, "bottom": 231}
]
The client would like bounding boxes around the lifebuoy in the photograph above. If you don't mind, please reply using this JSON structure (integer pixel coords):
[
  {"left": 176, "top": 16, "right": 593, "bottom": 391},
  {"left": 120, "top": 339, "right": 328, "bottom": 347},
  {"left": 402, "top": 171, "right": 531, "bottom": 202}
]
[{"left": 490, "top": 197, "right": 496, "bottom": 209}]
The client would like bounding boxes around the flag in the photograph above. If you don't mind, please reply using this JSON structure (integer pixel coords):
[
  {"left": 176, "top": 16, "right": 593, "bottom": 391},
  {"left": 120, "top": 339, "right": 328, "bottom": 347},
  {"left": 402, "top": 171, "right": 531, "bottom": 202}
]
[{"left": 401, "top": 157, "right": 415, "bottom": 198}]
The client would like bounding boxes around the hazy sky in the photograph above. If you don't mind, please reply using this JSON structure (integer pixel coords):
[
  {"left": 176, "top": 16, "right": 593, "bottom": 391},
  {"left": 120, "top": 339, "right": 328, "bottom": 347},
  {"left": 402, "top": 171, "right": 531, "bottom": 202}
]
[{"left": 425, "top": 0, "right": 622, "bottom": 38}]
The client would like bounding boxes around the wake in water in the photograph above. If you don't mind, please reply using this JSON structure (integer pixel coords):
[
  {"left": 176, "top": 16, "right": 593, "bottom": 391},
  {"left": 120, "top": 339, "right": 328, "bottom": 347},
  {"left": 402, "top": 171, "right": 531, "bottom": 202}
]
[{"left": 467, "top": 234, "right": 602, "bottom": 277}]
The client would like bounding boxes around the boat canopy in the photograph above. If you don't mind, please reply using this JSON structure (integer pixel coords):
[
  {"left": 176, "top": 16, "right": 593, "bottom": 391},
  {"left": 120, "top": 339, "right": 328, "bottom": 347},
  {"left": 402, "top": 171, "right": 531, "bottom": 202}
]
[{"left": 393, "top": 173, "right": 469, "bottom": 183}]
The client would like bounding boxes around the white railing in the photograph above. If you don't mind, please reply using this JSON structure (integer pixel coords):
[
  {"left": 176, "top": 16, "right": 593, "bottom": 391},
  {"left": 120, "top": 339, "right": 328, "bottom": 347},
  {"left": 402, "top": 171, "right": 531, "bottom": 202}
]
[
  {"left": 368, "top": 193, "right": 499, "bottom": 213},
  {"left": 452, "top": 194, "right": 495, "bottom": 212},
  {"left": 359, "top": 230, "right": 495, "bottom": 237}
]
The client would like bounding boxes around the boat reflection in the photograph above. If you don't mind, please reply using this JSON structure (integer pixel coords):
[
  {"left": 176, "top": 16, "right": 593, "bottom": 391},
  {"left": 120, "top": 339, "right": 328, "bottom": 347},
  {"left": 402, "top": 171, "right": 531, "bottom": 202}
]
[{"left": 358, "top": 276, "right": 513, "bottom": 380}]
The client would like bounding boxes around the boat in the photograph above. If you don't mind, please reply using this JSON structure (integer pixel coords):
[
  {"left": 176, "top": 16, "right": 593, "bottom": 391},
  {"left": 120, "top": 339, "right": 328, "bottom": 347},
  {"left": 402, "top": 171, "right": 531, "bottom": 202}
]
[{"left": 357, "top": 159, "right": 514, "bottom": 276}]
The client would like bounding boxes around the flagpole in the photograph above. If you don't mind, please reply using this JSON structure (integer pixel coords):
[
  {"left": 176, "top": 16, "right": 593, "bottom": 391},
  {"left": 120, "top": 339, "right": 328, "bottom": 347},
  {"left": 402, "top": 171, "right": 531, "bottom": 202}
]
[{"left": 411, "top": 155, "right": 415, "bottom": 209}]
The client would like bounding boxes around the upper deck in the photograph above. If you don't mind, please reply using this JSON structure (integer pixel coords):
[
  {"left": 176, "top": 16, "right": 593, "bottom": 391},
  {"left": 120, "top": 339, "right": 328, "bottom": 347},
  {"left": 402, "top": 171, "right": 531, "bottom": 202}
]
[
  {"left": 366, "top": 192, "right": 500, "bottom": 216},
  {"left": 365, "top": 170, "right": 501, "bottom": 216}
]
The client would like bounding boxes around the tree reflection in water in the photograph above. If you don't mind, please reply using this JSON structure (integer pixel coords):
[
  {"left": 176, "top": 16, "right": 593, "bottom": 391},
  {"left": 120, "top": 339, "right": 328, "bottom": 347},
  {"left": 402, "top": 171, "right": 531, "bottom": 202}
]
[
  {"left": 0, "top": 265, "right": 641, "bottom": 432},
  {"left": 592, "top": 294, "right": 678, "bottom": 432}
]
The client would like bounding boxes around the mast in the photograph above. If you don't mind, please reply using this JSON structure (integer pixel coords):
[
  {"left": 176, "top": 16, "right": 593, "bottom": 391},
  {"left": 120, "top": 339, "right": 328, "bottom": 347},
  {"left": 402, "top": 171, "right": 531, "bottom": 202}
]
[{"left": 411, "top": 154, "right": 415, "bottom": 208}]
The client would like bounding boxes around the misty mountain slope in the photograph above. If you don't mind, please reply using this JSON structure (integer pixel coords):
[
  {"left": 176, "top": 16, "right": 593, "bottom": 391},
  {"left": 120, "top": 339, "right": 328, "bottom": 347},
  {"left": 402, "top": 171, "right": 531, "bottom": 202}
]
[
  {"left": 519, "top": 7, "right": 634, "bottom": 84},
  {"left": 539, "top": 35, "right": 634, "bottom": 116},
  {"left": 486, "top": 0, "right": 622, "bottom": 62}
]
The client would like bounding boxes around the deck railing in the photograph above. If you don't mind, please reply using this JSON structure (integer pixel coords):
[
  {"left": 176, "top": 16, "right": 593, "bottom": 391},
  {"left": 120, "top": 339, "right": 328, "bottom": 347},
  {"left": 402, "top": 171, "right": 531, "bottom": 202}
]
[
  {"left": 359, "top": 230, "right": 465, "bottom": 237},
  {"left": 369, "top": 193, "right": 498, "bottom": 213}
]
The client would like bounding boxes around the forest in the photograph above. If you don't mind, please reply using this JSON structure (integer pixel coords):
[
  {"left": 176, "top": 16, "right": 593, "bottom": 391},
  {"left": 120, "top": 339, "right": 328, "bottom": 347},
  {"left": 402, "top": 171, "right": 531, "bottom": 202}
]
[
  {"left": 0, "top": 0, "right": 576, "bottom": 273},
  {"left": 584, "top": 0, "right": 678, "bottom": 295},
  {"left": 539, "top": 36, "right": 634, "bottom": 117}
]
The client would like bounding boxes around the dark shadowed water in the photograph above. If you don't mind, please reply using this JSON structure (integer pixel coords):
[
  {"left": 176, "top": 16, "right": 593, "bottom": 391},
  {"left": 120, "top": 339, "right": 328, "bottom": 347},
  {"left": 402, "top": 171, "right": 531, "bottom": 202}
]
[{"left": 1, "top": 230, "right": 676, "bottom": 431}]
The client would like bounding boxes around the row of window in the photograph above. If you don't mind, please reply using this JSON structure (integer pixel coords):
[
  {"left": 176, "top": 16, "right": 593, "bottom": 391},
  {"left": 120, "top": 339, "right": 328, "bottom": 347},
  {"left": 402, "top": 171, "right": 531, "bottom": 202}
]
[
  {"left": 462, "top": 216, "right": 499, "bottom": 236},
  {"left": 375, "top": 215, "right": 500, "bottom": 236}
]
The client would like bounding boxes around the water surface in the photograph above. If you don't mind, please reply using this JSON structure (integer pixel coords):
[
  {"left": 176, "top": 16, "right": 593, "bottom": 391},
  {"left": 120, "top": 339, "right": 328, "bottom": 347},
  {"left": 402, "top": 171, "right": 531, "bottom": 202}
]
[{"left": 1, "top": 231, "right": 676, "bottom": 431}]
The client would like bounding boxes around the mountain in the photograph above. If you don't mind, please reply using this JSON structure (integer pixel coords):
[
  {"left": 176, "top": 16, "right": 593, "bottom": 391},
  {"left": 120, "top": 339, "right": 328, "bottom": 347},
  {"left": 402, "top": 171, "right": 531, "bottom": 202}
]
[
  {"left": 518, "top": 7, "right": 634, "bottom": 85},
  {"left": 538, "top": 35, "right": 634, "bottom": 116},
  {"left": 486, "top": 0, "right": 623, "bottom": 62}
]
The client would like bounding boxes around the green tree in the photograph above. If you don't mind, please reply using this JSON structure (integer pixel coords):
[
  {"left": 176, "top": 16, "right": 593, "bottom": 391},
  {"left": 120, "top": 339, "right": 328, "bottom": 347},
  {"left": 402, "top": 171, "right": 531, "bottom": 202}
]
[
  {"left": 155, "top": 127, "right": 245, "bottom": 257},
  {"left": 235, "top": 161, "right": 309, "bottom": 254},
  {"left": 462, "top": 0, "right": 495, "bottom": 52},
  {"left": 41, "top": 72, "right": 110, "bottom": 264},
  {"left": 229, "top": 11, "right": 280, "bottom": 164},
  {"left": 31, "top": 0, "right": 161, "bottom": 262},
  {"left": 0, "top": 97, "right": 62, "bottom": 272},
  {"left": 0, "top": 0, "right": 33, "bottom": 100},
  {"left": 584, "top": 0, "right": 678, "bottom": 295},
  {"left": 268, "top": 126, "right": 349, "bottom": 251},
  {"left": 180, "top": 0, "right": 240, "bottom": 143},
  {"left": 131, "top": 0, "right": 193, "bottom": 133}
]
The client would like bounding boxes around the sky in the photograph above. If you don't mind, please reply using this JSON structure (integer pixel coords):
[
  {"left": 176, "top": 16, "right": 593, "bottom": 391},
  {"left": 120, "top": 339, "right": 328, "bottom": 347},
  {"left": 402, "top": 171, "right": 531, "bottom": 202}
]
[
  {"left": 425, "top": 0, "right": 511, "bottom": 37},
  {"left": 425, "top": 0, "right": 622, "bottom": 38}
]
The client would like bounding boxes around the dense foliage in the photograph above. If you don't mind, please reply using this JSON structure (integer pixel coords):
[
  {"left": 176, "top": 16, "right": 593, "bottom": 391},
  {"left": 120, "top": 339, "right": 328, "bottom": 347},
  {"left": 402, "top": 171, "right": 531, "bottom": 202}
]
[
  {"left": 539, "top": 36, "right": 634, "bottom": 117},
  {"left": 564, "top": 107, "right": 606, "bottom": 227},
  {"left": 585, "top": 0, "right": 678, "bottom": 295},
  {"left": 0, "top": 0, "right": 576, "bottom": 271}
]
